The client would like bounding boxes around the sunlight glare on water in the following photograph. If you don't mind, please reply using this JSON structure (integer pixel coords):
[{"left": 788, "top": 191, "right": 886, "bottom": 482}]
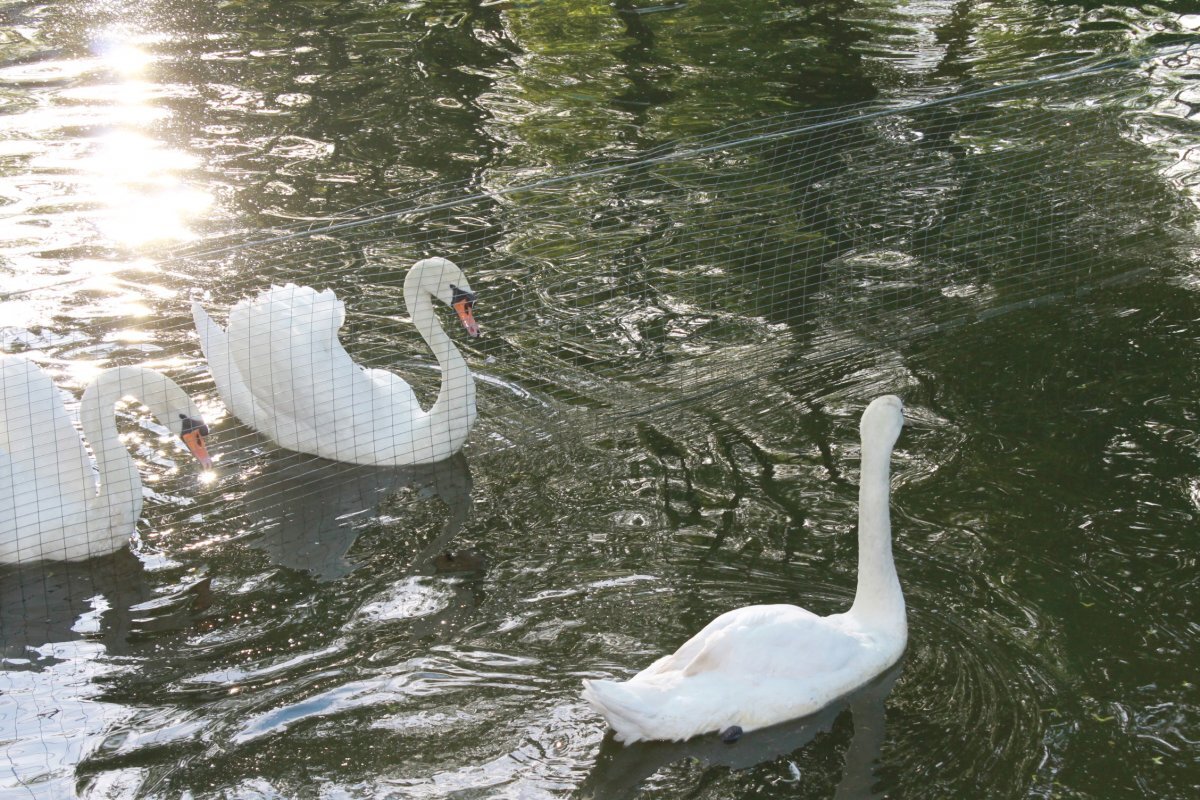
[
  {"left": 0, "top": 1, "right": 1198, "bottom": 799},
  {"left": 86, "top": 34, "right": 209, "bottom": 247}
]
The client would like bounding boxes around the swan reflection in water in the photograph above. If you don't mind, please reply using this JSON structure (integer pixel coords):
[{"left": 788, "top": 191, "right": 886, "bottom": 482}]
[
  {"left": 580, "top": 659, "right": 903, "bottom": 800},
  {"left": 227, "top": 450, "right": 474, "bottom": 580},
  {"left": 0, "top": 549, "right": 216, "bottom": 796},
  {"left": 0, "top": 548, "right": 213, "bottom": 660},
  {"left": 0, "top": 452, "right": 473, "bottom": 653}
]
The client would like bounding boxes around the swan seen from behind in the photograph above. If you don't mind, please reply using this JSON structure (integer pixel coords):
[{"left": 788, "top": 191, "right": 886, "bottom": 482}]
[
  {"left": 583, "top": 395, "right": 907, "bottom": 743},
  {"left": 192, "top": 257, "right": 480, "bottom": 466},
  {"left": 0, "top": 356, "right": 212, "bottom": 564}
]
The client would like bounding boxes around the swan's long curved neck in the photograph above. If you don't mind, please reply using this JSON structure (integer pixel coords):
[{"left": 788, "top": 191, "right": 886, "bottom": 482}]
[
  {"left": 848, "top": 441, "right": 904, "bottom": 630},
  {"left": 79, "top": 367, "right": 152, "bottom": 510},
  {"left": 80, "top": 367, "right": 163, "bottom": 511},
  {"left": 409, "top": 290, "right": 475, "bottom": 428}
]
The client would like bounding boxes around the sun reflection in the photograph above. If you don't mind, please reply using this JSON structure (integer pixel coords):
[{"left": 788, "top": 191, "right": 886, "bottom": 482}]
[
  {"left": 64, "top": 359, "right": 105, "bottom": 389},
  {"left": 81, "top": 35, "right": 212, "bottom": 248},
  {"left": 97, "top": 39, "right": 155, "bottom": 77},
  {"left": 110, "top": 328, "right": 152, "bottom": 343},
  {"left": 90, "top": 129, "right": 211, "bottom": 247}
]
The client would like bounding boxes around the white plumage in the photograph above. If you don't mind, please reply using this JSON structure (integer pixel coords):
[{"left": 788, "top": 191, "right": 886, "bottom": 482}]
[
  {"left": 583, "top": 395, "right": 908, "bottom": 743},
  {"left": 0, "top": 356, "right": 211, "bottom": 563},
  {"left": 192, "top": 257, "right": 480, "bottom": 466}
]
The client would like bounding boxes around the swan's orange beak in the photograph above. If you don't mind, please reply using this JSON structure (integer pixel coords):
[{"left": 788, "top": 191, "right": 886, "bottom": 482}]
[
  {"left": 181, "top": 429, "right": 212, "bottom": 470},
  {"left": 453, "top": 297, "right": 480, "bottom": 338}
]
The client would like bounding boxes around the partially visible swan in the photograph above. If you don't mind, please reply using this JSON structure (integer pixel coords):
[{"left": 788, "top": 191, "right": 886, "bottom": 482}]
[
  {"left": 583, "top": 395, "right": 907, "bottom": 743},
  {"left": 0, "top": 356, "right": 212, "bottom": 564},
  {"left": 192, "top": 257, "right": 480, "bottom": 466}
]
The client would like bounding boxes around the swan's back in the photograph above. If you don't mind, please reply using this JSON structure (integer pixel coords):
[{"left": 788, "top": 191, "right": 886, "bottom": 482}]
[
  {"left": 228, "top": 285, "right": 345, "bottom": 426},
  {"left": 225, "top": 285, "right": 420, "bottom": 459},
  {"left": 0, "top": 357, "right": 94, "bottom": 538},
  {"left": 638, "top": 605, "right": 857, "bottom": 679},
  {"left": 584, "top": 605, "right": 902, "bottom": 743}
]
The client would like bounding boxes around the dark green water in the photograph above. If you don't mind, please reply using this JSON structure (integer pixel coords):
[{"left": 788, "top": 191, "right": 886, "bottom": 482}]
[{"left": 1, "top": 1, "right": 1199, "bottom": 798}]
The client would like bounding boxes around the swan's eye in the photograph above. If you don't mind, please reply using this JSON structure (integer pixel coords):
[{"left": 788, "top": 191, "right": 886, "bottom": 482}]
[
  {"left": 450, "top": 285, "right": 476, "bottom": 308},
  {"left": 180, "top": 416, "right": 210, "bottom": 437}
]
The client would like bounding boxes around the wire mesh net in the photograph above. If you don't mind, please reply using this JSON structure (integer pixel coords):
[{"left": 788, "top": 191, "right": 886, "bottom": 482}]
[{"left": 2, "top": 45, "right": 1198, "bottom": 567}]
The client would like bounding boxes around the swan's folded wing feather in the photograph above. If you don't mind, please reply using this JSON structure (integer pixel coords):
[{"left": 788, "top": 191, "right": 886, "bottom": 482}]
[
  {"left": 0, "top": 357, "right": 94, "bottom": 511},
  {"left": 194, "top": 301, "right": 259, "bottom": 426},
  {"left": 226, "top": 286, "right": 383, "bottom": 447},
  {"left": 635, "top": 606, "right": 754, "bottom": 678},
  {"left": 637, "top": 605, "right": 862, "bottom": 684}
]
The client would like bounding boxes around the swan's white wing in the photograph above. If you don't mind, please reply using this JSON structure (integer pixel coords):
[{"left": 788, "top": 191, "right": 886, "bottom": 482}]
[
  {"left": 0, "top": 357, "right": 94, "bottom": 544},
  {"left": 226, "top": 285, "right": 342, "bottom": 424},
  {"left": 635, "top": 605, "right": 862, "bottom": 683},
  {"left": 194, "top": 300, "right": 261, "bottom": 426},
  {"left": 224, "top": 285, "right": 420, "bottom": 458},
  {"left": 585, "top": 606, "right": 885, "bottom": 742},
  {"left": 634, "top": 605, "right": 756, "bottom": 677},
  {"left": 0, "top": 357, "right": 93, "bottom": 501}
]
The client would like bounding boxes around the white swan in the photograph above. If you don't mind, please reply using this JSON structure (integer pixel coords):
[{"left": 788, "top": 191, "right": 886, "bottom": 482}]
[
  {"left": 0, "top": 356, "right": 212, "bottom": 564},
  {"left": 583, "top": 395, "right": 907, "bottom": 744},
  {"left": 191, "top": 257, "right": 480, "bottom": 466}
]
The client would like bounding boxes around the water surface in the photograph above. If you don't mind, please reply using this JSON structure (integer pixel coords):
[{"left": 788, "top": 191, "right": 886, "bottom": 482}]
[{"left": 1, "top": 1, "right": 1198, "bottom": 798}]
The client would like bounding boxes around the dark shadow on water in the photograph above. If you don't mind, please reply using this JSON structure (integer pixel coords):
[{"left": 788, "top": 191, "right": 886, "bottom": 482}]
[
  {"left": 0, "top": 549, "right": 211, "bottom": 660},
  {"left": 235, "top": 451, "right": 474, "bottom": 581},
  {"left": 579, "top": 659, "right": 903, "bottom": 800}
]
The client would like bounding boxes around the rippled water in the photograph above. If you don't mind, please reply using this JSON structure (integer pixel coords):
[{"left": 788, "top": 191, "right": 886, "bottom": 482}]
[{"left": 2, "top": 1, "right": 1199, "bottom": 798}]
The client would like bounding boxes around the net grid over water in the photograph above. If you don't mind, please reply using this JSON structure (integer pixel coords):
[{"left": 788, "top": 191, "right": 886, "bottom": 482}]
[
  {"left": 148, "top": 47, "right": 1200, "bottom": 482},
  {"left": 3, "top": 41, "right": 1197, "bottom": 603},
  {"left": 0, "top": 40, "right": 1198, "bottom": 799}
]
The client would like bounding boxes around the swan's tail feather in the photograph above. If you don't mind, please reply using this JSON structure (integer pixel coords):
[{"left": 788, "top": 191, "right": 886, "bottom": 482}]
[
  {"left": 582, "top": 679, "right": 646, "bottom": 744},
  {"left": 192, "top": 300, "right": 261, "bottom": 431},
  {"left": 583, "top": 678, "right": 703, "bottom": 744},
  {"left": 583, "top": 672, "right": 751, "bottom": 745},
  {"left": 226, "top": 285, "right": 348, "bottom": 429},
  {"left": 192, "top": 301, "right": 234, "bottom": 411}
]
